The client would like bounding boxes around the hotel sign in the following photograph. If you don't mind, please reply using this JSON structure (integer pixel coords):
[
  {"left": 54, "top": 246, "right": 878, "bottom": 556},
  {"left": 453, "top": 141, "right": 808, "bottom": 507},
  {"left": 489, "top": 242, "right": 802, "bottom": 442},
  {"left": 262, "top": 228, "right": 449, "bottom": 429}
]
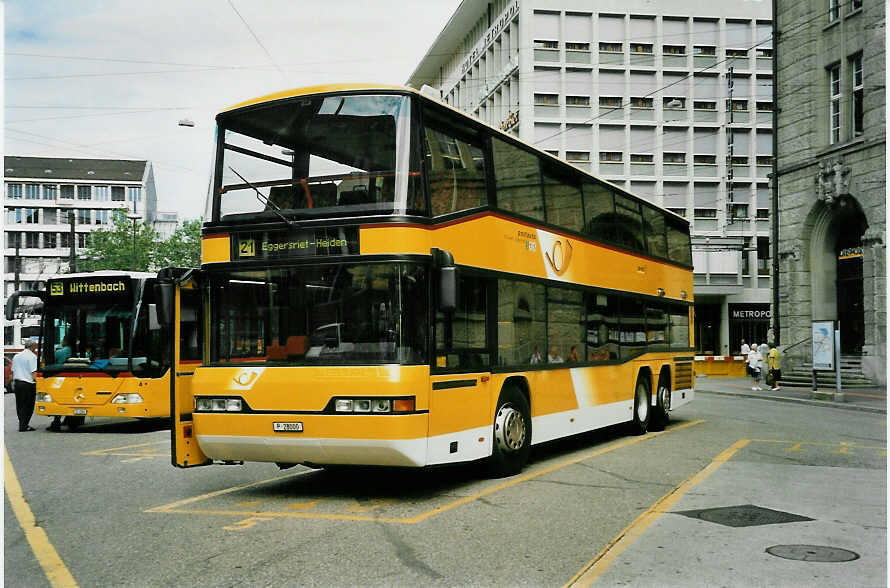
[{"left": 458, "top": 0, "right": 520, "bottom": 75}]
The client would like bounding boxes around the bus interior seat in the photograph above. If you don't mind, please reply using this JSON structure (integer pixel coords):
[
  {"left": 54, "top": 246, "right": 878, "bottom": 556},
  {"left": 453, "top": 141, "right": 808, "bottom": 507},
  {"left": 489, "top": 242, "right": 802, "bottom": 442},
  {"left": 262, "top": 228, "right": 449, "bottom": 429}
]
[
  {"left": 286, "top": 336, "right": 308, "bottom": 357},
  {"left": 268, "top": 186, "right": 298, "bottom": 210},
  {"left": 338, "top": 184, "right": 372, "bottom": 206},
  {"left": 267, "top": 340, "right": 287, "bottom": 360},
  {"left": 310, "top": 183, "right": 337, "bottom": 208}
]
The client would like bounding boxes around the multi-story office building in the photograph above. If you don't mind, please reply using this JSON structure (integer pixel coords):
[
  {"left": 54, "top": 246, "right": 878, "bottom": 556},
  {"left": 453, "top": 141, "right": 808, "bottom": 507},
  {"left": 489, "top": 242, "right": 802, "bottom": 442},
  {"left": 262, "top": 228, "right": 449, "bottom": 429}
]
[
  {"left": 408, "top": 0, "right": 773, "bottom": 356},
  {"left": 3, "top": 156, "right": 162, "bottom": 296},
  {"left": 774, "top": 0, "right": 885, "bottom": 384}
]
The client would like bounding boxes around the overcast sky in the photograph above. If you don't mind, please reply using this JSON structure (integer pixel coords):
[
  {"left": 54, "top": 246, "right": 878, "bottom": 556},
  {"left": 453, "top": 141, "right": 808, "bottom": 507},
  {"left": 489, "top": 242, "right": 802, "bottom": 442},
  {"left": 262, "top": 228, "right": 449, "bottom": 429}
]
[{"left": 4, "top": 0, "right": 461, "bottom": 221}]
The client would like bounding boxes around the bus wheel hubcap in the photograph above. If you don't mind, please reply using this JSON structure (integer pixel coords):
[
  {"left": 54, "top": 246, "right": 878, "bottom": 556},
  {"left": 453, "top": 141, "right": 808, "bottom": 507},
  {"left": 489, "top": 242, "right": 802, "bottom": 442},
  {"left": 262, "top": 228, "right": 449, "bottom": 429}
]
[
  {"left": 658, "top": 386, "right": 671, "bottom": 411},
  {"left": 636, "top": 386, "right": 649, "bottom": 422},
  {"left": 495, "top": 404, "right": 526, "bottom": 452}
]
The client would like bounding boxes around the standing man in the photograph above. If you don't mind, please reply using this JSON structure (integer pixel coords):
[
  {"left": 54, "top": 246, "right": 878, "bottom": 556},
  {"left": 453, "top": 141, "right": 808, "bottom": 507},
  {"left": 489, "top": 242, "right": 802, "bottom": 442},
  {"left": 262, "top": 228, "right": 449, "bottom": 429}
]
[
  {"left": 12, "top": 340, "right": 38, "bottom": 432},
  {"left": 767, "top": 343, "right": 782, "bottom": 391}
]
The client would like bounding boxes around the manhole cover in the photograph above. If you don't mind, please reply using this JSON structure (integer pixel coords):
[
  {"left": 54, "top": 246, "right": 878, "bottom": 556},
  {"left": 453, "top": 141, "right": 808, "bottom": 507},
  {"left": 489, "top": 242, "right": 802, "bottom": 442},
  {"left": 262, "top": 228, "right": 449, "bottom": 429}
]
[
  {"left": 766, "top": 544, "right": 860, "bottom": 562},
  {"left": 675, "top": 504, "right": 814, "bottom": 528}
]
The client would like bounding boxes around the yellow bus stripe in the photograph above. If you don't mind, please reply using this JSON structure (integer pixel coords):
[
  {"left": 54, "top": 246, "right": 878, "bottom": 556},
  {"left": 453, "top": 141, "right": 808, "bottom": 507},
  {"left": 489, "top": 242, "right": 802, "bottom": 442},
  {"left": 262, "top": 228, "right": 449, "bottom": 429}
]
[
  {"left": 565, "top": 438, "right": 750, "bottom": 587},
  {"left": 4, "top": 447, "right": 78, "bottom": 587}
]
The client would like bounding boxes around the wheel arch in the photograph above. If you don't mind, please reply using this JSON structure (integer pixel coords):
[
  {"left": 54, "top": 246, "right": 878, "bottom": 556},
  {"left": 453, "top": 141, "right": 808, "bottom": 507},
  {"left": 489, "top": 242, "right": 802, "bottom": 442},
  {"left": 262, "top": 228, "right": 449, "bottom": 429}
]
[{"left": 500, "top": 375, "right": 531, "bottom": 411}]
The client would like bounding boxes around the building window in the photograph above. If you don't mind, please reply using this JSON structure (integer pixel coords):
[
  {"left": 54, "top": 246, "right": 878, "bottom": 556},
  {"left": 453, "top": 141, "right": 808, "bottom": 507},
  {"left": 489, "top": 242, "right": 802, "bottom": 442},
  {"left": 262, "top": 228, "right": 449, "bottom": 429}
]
[
  {"left": 667, "top": 207, "right": 687, "bottom": 217},
  {"left": 6, "top": 208, "right": 20, "bottom": 224},
  {"left": 630, "top": 154, "right": 654, "bottom": 163},
  {"left": 60, "top": 185, "right": 74, "bottom": 199},
  {"left": 852, "top": 54, "right": 863, "bottom": 136},
  {"left": 128, "top": 187, "right": 142, "bottom": 202},
  {"left": 566, "top": 95, "right": 590, "bottom": 106},
  {"left": 25, "top": 232, "right": 41, "bottom": 248},
  {"left": 829, "top": 0, "right": 840, "bottom": 21},
  {"left": 25, "top": 184, "right": 40, "bottom": 200},
  {"left": 693, "top": 46, "right": 716, "bottom": 56},
  {"left": 599, "top": 42, "right": 622, "bottom": 53},
  {"left": 726, "top": 49, "right": 748, "bottom": 58},
  {"left": 756, "top": 156, "right": 773, "bottom": 166},
  {"left": 730, "top": 203, "right": 749, "bottom": 219},
  {"left": 693, "top": 100, "right": 716, "bottom": 110},
  {"left": 756, "top": 208, "right": 769, "bottom": 219},
  {"left": 599, "top": 96, "right": 622, "bottom": 108},
  {"left": 24, "top": 208, "right": 39, "bottom": 224},
  {"left": 756, "top": 101, "right": 774, "bottom": 111},
  {"left": 7, "top": 183, "right": 22, "bottom": 199},
  {"left": 77, "top": 185, "right": 91, "bottom": 200},
  {"left": 59, "top": 232, "right": 71, "bottom": 249},
  {"left": 694, "top": 154, "right": 717, "bottom": 164},
  {"left": 726, "top": 99, "right": 748, "bottom": 112},
  {"left": 534, "top": 39, "right": 558, "bottom": 50},
  {"left": 111, "top": 186, "right": 125, "bottom": 201},
  {"left": 756, "top": 48, "right": 773, "bottom": 58},
  {"left": 664, "top": 152, "right": 687, "bottom": 163},
  {"left": 44, "top": 233, "right": 57, "bottom": 249},
  {"left": 851, "top": 0, "right": 863, "bottom": 10},
  {"left": 694, "top": 208, "right": 717, "bottom": 218},
  {"left": 77, "top": 233, "right": 88, "bottom": 248},
  {"left": 630, "top": 97, "right": 653, "bottom": 108},
  {"left": 599, "top": 151, "right": 623, "bottom": 162},
  {"left": 43, "top": 185, "right": 57, "bottom": 200},
  {"left": 566, "top": 42, "right": 590, "bottom": 51},
  {"left": 630, "top": 43, "right": 653, "bottom": 54},
  {"left": 534, "top": 93, "right": 558, "bottom": 106},
  {"left": 757, "top": 237, "right": 770, "bottom": 275},
  {"left": 663, "top": 45, "right": 686, "bottom": 55},
  {"left": 95, "top": 210, "right": 109, "bottom": 225},
  {"left": 731, "top": 156, "right": 749, "bottom": 165},
  {"left": 566, "top": 151, "right": 590, "bottom": 162},
  {"left": 829, "top": 65, "right": 841, "bottom": 143},
  {"left": 76, "top": 209, "right": 91, "bottom": 225},
  {"left": 664, "top": 97, "right": 686, "bottom": 109},
  {"left": 94, "top": 186, "right": 109, "bottom": 201}
]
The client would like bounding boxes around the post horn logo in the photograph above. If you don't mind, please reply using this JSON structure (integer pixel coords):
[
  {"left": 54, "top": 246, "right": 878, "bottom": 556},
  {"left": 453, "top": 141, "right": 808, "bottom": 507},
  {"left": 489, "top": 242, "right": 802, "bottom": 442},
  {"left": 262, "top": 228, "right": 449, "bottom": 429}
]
[
  {"left": 545, "top": 239, "right": 573, "bottom": 276},
  {"left": 233, "top": 370, "right": 258, "bottom": 387}
]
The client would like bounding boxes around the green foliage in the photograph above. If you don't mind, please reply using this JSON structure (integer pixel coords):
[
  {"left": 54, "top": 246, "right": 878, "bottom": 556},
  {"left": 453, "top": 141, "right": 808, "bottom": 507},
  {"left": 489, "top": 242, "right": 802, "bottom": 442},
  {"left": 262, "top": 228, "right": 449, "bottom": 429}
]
[{"left": 77, "top": 210, "right": 202, "bottom": 272}]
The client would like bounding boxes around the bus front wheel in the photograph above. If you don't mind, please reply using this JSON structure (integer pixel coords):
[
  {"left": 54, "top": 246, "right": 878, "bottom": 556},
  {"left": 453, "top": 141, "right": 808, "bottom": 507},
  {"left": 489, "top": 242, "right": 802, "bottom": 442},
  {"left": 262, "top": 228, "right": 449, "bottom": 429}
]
[
  {"left": 488, "top": 385, "right": 531, "bottom": 478},
  {"left": 630, "top": 375, "right": 651, "bottom": 435}
]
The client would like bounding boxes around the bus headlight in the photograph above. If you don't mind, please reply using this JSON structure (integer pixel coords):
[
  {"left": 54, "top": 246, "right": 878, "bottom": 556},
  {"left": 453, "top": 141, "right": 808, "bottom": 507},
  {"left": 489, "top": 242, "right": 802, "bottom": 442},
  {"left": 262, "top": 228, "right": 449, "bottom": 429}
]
[
  {"left": 37, "top": 393, "right": 53, "bottom": 403},
  {"left": 112, "top": 393, "right": 144, "bottom": 404},
  {"left": 195, "top": 397, "right": 243, "bottom": 412},
  {"left": 332, "top": 397, "right": 413, "bottom": 413}
]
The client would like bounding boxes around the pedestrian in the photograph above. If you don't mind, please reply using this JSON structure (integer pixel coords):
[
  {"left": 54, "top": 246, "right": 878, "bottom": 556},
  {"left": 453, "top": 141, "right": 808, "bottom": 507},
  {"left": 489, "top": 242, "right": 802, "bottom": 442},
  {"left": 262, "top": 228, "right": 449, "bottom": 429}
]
[
  {"left": 12, "top": 340, "right": 39, "bottom": 432},
  {"left": 767, "top": 342, "right": 781, "bottom": 391},
  {"left": 747, "top": 344, "right": 762, "bottom": 390},
  {"left": 529, "top": 345, "right": 542, "bottom": 364},
  {"left": 740, "top": 340, "right": 751, "bottom": 375},
  {"left": 567, "top": 345, "right": 579, "bottom": 362},
  {"left": 547, "top": 346, "right": 564, "bottom": 363}
]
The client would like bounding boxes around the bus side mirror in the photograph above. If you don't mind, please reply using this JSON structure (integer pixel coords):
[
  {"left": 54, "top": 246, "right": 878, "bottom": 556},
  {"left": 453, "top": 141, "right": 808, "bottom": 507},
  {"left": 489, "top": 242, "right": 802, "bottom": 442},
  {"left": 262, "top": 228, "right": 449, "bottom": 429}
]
[
  {"left": 155, "top": 283, "right": 175, "bottom": 328},
  {"left": 5, "top": 292, "right": 19, "bottom": 322},
  {"left": 432, "top": 248, "right": 458, "bottom": 313}
]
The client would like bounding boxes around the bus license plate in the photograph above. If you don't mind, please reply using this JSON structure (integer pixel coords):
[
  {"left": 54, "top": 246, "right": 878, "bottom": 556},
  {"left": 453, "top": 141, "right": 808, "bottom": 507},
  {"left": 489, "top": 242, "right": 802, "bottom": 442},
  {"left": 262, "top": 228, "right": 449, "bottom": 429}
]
[
  {"left": 273, "top": 422, "right": 303, "bottom": 432},
  {"left": 73, "top": 409, "right": 87, "bottom": 415}
]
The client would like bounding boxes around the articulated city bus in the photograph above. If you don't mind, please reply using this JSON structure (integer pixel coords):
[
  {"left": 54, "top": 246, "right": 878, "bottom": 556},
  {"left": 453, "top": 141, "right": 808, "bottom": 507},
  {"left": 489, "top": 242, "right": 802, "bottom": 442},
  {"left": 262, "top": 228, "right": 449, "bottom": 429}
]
[
  {"left": 167, "top": 83, "right": 694, "bottom": 475},
  {"left": 6, "top": 270, "right": 201, "bottom": 429}
]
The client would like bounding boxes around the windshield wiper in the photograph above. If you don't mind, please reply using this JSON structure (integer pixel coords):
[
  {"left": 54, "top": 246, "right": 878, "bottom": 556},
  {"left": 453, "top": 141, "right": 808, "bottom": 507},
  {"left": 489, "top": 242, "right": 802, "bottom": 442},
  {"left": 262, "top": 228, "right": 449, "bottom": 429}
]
[{"left": 228, "top": 166, "right": 296, "bottom": 229}]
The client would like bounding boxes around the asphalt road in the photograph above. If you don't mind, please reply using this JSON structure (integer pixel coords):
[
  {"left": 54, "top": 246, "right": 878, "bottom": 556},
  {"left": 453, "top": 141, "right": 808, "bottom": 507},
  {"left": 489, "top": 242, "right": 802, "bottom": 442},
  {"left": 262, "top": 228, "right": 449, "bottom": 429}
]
[{"left": 4, "top": 391, "right": 886, "bottom": 587}]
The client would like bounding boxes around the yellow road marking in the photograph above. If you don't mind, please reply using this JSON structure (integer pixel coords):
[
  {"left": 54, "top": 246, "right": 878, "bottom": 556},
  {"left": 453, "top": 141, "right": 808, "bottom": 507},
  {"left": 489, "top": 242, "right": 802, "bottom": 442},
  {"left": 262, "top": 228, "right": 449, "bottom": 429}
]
[
  {"left": 147, "top": 420, "right": 705, "bottom": 524},
  {"left": 4, "top": 447, "right": 79, "bottom": 587},
  {"left": 347, "top": 498, "right": 393, "bottom": 513},
  {"left": 785, "top": 443, "right": 803, "bottom": 452},
  {"left": 565, "top": 438, "right": 750, "bottom": 588},
  {"left": 82, "top": 440, "right": 167, "bottom": 456},
  {"left": 287, "top": 499, "right": 325, "bottom": 510},
  {"left": 832, "top": 442, "right": 854, "bottom": 455},
  {"left": 751, "top": 439, "right": 885, "bottom": 450},
  {"left": 223, "top": 515, "right": 274, "bottom": 531}
]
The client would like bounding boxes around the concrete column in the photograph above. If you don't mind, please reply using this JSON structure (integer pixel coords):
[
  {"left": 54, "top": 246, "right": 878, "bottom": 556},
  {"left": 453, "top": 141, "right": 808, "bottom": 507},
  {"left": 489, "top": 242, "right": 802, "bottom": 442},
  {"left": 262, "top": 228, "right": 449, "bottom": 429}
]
[{"left": 720, "top": 297, "right": 730, "bottom": 355}]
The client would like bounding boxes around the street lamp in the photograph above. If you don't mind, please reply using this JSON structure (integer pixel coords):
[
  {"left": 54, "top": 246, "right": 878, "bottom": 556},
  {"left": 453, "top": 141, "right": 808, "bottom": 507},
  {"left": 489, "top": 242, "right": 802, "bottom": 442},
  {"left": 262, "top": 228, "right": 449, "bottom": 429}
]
[{"left": 126, "top": 212, "right": 141, "bottom": 270}]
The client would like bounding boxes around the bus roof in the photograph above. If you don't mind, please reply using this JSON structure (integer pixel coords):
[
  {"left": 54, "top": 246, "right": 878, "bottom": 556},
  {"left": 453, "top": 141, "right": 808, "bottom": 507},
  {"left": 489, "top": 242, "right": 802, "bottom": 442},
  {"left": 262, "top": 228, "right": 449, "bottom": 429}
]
[
  {"left": 222, "top": 83, "right": 416, "bottom": 113},
  {"left": 49, "top": 271, "right": 156, "bottom": 280}
]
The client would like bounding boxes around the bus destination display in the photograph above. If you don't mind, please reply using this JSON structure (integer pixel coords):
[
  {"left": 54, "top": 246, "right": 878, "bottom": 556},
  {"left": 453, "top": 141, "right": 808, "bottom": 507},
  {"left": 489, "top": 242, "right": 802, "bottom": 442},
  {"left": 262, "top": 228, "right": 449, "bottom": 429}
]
[
  {"left": 233, "top": 227, "right": 359, "bottom": 260},
  {"left": 48, "top": 277, "right": 132, "bottom": 302}
]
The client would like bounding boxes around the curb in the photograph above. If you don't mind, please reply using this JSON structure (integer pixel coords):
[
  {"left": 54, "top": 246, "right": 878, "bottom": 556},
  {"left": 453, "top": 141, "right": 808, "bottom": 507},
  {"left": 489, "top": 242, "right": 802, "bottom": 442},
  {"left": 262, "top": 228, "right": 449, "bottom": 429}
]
[{"left": 696, "top": 388, "right": 887, "bottom": 415}]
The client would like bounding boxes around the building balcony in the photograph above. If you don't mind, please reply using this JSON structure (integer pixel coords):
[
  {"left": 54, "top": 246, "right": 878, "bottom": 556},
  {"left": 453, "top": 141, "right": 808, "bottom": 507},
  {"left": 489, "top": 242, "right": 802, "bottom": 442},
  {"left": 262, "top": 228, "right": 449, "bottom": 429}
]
[
  {"left": 662, "top": 163, "right": 688, "bottom": 176},
  {"left": 534, "top": 49, "right": 560, "bottom": 63},
  {"left": 693, "top": 109, "right": 718, "bottom": 123},
  {"left": 598, "top": 52, "right": 624, "bottom": 66},
  {"left": 566, "top": 50, "right": 591, "bottom": 65},
  {"left": 662, "top": 55, "right": 688, "bottom": 68}
]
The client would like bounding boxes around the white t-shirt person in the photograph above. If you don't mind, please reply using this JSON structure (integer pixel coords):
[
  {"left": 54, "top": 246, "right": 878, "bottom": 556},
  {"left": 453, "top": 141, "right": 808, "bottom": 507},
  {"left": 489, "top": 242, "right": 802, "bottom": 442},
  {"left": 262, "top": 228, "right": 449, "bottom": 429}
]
[{"left": 12, "top": 345, "right": 37, "bottom": 384}]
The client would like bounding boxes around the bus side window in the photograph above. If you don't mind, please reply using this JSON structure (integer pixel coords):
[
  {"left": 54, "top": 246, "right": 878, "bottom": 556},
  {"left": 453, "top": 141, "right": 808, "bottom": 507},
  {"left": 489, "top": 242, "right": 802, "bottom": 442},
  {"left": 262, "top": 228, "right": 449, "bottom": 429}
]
[
  {"left": 543, "top": 167, "right": 583, "bottom": 232},
  {"left": 667, "top": 221, "right": 693, "bottom": 266},
  {"left": 581, "top": 182, "right": 614, "bottom": 240},
  {"left": 612, "top": 194, "right": 645, "bottom": 252},
  {"left": 425, "top": 127, "right": 487, "bottom": 216},
  {"left": 497, "top": 279, "right": 546, "bottom": 366},
  {"left": 669, "top": 304, "right": 691, "bottom": 349},
  {"left": 585, "top": 293, "right": 619, "bottom": 361},
  {"left": 435, "top": 276, "right": 489, "bottom": 369},
  {"left": 492, "top": 137, "right": 544, "bottom": 221},
  {"left": 643, "top": 205, "right": 667, "bottom": 259}
]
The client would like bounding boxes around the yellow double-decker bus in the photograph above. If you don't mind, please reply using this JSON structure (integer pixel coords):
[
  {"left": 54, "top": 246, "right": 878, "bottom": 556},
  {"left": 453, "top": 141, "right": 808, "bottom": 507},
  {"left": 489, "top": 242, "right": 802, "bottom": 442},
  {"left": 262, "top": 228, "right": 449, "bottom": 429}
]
[
  {"left": 168, "top": 84, "right": 694, "bottom": 475},
  {"left": 6, "top": 270, "right": 202, "bottom": 429}
]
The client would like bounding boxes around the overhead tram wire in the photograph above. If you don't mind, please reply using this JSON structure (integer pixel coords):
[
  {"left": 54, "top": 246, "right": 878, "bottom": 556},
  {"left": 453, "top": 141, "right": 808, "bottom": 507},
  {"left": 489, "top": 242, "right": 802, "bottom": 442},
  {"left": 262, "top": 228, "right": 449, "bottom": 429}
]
[{"left": 226, "top": 0, "right": 287, "bottom": 83}]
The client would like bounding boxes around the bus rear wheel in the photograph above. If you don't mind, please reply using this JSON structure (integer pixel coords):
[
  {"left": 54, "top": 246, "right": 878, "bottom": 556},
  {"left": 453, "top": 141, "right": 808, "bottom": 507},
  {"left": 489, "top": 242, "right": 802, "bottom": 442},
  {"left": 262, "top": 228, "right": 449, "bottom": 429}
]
[
  {"left": 630, "top": 375, "right": 651, "bottom": 435},
  {"left": 488, "top": 385, "right": 531, "bottom": 478},
  {"left": 649, "top": 377, "right": 671, "bottom": 431}
]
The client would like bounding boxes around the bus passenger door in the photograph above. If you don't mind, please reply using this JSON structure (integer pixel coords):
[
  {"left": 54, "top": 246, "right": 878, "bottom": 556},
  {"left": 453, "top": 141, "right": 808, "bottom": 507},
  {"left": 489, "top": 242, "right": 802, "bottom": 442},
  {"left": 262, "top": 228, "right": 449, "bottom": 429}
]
[{"left": 161, "top": 272, "right": 211, "bottom": 467}]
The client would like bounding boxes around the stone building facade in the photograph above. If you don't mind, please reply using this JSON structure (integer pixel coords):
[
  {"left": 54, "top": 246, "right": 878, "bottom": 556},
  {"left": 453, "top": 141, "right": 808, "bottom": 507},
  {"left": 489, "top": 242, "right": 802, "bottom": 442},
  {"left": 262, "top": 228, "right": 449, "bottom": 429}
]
[{"left": 774, "top": 0, "right": 885, "bottom": 383}]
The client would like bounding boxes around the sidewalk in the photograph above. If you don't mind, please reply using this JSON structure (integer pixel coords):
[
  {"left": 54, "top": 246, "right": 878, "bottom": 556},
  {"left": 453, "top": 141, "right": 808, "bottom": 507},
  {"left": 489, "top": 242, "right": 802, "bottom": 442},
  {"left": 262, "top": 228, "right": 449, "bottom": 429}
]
[{"left": 693, "top": 376, "right": 887, "bottom": 414}]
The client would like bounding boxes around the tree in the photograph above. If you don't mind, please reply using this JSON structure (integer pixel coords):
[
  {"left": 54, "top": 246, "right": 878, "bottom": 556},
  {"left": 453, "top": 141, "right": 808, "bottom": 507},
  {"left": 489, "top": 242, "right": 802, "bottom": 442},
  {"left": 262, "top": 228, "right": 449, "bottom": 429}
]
[
  {"left": 79, "top": 209, "right": 160, "bottom": 272},
  {"left": 154, "top": 218, "right": 202, "bottom": 268}
]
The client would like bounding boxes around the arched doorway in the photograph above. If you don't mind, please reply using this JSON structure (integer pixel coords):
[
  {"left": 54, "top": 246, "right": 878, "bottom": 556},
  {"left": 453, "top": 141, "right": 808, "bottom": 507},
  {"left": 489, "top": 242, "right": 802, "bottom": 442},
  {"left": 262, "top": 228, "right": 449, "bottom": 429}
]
[{"left": 809, "top": 196, "right": 867, "bottom": 354}]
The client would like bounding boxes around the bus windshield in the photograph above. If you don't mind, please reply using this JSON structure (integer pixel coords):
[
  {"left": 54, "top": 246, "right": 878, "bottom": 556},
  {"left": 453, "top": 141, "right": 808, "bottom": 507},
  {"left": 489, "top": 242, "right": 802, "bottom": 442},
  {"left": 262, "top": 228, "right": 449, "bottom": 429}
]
[
  {"left": 215, "top": 93, "right": 422, "bottom": 221},
  {"left": 209, "top": 263, "right": 428, "bottom": 366},
  {"left": 43, "top": 291, "right": 167, "bottom": 377}
]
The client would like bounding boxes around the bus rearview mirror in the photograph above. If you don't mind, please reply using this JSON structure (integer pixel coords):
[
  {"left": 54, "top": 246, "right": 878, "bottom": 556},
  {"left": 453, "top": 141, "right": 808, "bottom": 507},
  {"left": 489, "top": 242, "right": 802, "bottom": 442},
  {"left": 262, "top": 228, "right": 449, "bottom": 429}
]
[
  {"left": 155, "top": 283, "right": 175, "bottom": 328},
  {"left": 439, "top": 267, "right": 458, "bottom": 312}
]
